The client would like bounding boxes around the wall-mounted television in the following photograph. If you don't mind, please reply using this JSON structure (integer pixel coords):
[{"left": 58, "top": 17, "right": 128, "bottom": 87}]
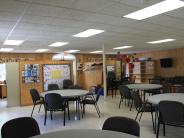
[{"left": 160, "top": 58, "right": 173, "bottom": 68}]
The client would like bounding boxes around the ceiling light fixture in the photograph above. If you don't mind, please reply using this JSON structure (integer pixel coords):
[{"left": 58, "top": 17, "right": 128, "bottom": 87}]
[
  {"left": 0, "top": 48, "right": 14, "bottom": 52},
  {"left": 3, "top": 40, "right": 24, "bottom": 45},
  {"left": 65, "top": 50, "right": 80, "bottom": 53},
  {"left": 148, "top": 39, "right": 176, "bottom": 44},
  {"left": 113, "top": 46, "right": 133, "bottom": 50},
  {"left": 35, "top": 49, "right": 49, "bottom": 52},
  {"left": 73, "top": 29, "right": 105, "bottom": 37},
  {"left": 90, "top": 51, "right": 103, "bottom": 53},
  {"left": 49, "top": 42, "right": 69, "bottom": 47},
  {"left": 124, "top": 0, "right": 184, "bottom": 20}
]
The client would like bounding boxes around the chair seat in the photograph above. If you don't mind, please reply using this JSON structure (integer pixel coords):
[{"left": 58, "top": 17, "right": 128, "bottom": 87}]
[
  {"left": 35, "top": 99, "right": 44, "bottom": 104},
  {"left": 140, "top": 104, "right": 156, "bottom": 112},
  {"left": 81, "top": 99, "right": 95, "bottom": 104}
]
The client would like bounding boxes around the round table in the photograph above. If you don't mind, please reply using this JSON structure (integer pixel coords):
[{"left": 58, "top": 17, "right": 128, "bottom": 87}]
[
  {"left": 126, "top": 84, "right": 162, "bottom": 101},
  {"left": 147, "top": 93, "right": 184, "bottom": 105},
  {"left": 41, "top": 89, "right": 90, "bottom": 119},
  {"left": 126, "top": 84, "right": 162, "bottom": 90},
  {"left": 31, "top": 129, "right": 137, "bottom": 138},
  {"left": 41, "top": 89, "right": 90, "bottom": 98}
]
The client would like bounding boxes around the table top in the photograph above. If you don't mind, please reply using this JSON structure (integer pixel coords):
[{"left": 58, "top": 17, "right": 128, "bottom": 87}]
[
  {"left": 31, "top": 129, "right": 137, "bottom": 138},
  {"left": 41, "top": 89, "right": 90, "bottom": 98},
  {"left": 126, "top": 83, "right": 162, "bottom": 90},
  {"left": 147, "top": 93, "right": 184, "bottom": 105}
]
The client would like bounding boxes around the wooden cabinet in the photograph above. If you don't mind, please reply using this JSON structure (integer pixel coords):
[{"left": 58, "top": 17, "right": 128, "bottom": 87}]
[
  {"left": 127, "top": 61, "right": 155, "bottom": 83},
  {"left": 0, "top": 84, "right": 7, "bottom": 98}
]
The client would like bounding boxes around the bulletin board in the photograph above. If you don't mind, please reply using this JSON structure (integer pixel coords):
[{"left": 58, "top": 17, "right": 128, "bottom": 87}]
[{"left": 43, "top": 64, "right": 70, "bottom": 91}]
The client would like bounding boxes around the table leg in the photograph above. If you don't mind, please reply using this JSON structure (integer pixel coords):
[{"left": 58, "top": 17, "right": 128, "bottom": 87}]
[{"left": 77, "top": 97, "right": 80, "bottom": 120}]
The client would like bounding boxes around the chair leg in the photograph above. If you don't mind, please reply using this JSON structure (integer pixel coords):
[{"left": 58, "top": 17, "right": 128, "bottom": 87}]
[
  {"left": 50, "top": 111, "right": 53, "bottom": 120},
  {"left": 82, "top": 104, "right": 85, "bottom": 118},
  {"left": 67, "top": 101, "right": 70, "bottom": 120},
  {"left": 163, "top": 123, "right": 166, "bottom": 136},
  {"left": 111, "top": 89, "right": 113, "bottom": 98},
  {"left": 135, "top": 111, "right": 139, "bottom": 120},
  {"left": 156, "top": 121, "right": 160, "bottom": 138},
  {"left": 31, "top": 104, "right": 35, "bottom": 117},
  {"left": 129, "top": 99, "right": 133, "bottom": 111},
  {"left": 139, "top": 111, "right": 144, "bottom": 122},
  {"left": 95, "top": 103, "right": 101, "bottom": 114},
  {"left": 63, "top": 109, "right": 66, "bottom": 126},
  {"left": 119, "top": 98, "right": 122, "bottom": 108},
  {"left": 44, "top": 110, "right": 47, "bottom": 125},
  {"left": 38, "top": 104, "right": 42, "bottom": 113},
  {"left": 94, "top": 104, "right": 100, "bottom": 117},
  {"left": 151, "top": 111, "right": 155, "bottom": 130}
]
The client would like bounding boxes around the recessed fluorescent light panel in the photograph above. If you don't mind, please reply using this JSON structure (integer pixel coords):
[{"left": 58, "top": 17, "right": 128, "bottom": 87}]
[
  {"left": 148, "top": 39, "right": 176, "bottom": 44},
  {"left": 0, "top": 48, "right": 14, "bottom": 52},
  {"left": 124, "top": 0, "right": 184, "bottom": 20},
  {"left": 73, "top": 29, "right": 105, "bottom": 37},
  {"left": 3, "top": 40, "right": 24, "bottom": 45},
  {"left": 113, "top": 46, "right": 133, "bottom": 50},
  {"left": 90, "top": 51, "right": 103, "bottom": 53},
  {"left": 49, "top": 42, "right": 69, "bottom": 47},
  {"left": 65, "top": 50, "right": 80, "bottom": 53},
  {"left": 35, "top": 49, "right": 49, "bottom": 52}
]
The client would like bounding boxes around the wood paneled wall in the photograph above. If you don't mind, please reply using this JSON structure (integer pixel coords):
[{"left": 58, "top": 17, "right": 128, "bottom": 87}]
[
  {"left": 19, "top": 60, "right": 73, "bottom": 106},
  {"left": 135, "top": 48, "right": 184, "bottom": 77},
  {"left": 76, "top": 54, "right": 116, "bottom": 90}
]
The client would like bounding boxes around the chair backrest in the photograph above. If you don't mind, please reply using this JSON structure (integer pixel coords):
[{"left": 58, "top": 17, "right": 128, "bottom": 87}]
[
  {"left": 107, "top": 71, "right": 116, "bottom": 80},
  {"left": 95, "top": 87, "right": 103, "bottom": 102},
  {"left": 176, "top": 87, "right": 184, "bottom": 93},
  {"left": 30, "top": 89, "right": 41, "bottom": 103},
  {"left": 45, "top": 93, "right": 65, "bottom": 110},
  {"left": 63, "top": 79, "right": 74, "bottom": 89},
  {"left": 1, "top": 117, "right": 40, "bottom": 138},
  {"left": 162, "top": 83, "right": 171, "bottom": 93},
  {"left": 131, "top": 92, "right": 142, "bottom": 109},
  {"left": 119, "top": 85, "right": 131, "bottom": 98},
  {"left": 102, "top": 116, "right": 140, "bottom": 137},
  {"left": 48, "top": 84, "right": 59, "bottom": 91},
  {"left": 149, "top": 78, "right": 161, "bottom": 84},
  {"left": 130, "top": 76, "right": 136, "bottom": 84},
  {"left": 159, "top": 101, "right": 184, "bottom": 124}
]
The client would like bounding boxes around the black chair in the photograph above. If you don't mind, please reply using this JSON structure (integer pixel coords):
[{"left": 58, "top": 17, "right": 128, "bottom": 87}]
[
  {"left": 145, "top": 78, "right": 161, "bottom": 96},
  {"left": 30, "top": 89, "right": 44, "bottom": 117},
  {"left": 176, "top": 87, "right": 184, "bottom": 93},
  {"left": 44, "top": 93, "right": 68, "bottom": 126},
  {"left": 119, "top": 85, "right": 133, "bottom": 109},
  {"left": 63, "top": 79, "right": 81, "bottom": 116},
  {"left": 131, "top": 92, "right": 155, "bottom": 129},
  {"left": 107, "top": 71, "right": 116, "bottom": 98},
  {"left": 63, "top": 79, "right": 81, "bottom": 89},
  {"left": 80, "top": 88, "right": 102, "bottom": 118},
  {"left": 1, "top": 117, "right": 40, "bottom": 138},
  {"left": 161, "top": 83, "right": 171, "bottom": 93},
  {"left": 156, "top": 101, "right": 184, "bottom": 138},
  {"left": 48, "top": 84, "right": 59, "bottom": 91},
  {"left": 102, "top": 116, "right": 140, "bottom": 137}
]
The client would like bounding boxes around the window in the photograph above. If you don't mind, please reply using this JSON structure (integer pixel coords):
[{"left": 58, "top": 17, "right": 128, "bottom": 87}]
[{"left": 0, "top": 64, "right": 6, "bottom": 81}]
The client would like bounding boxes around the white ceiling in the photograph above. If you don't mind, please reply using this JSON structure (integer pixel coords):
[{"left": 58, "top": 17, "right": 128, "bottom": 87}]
[{"left": 0, "top": 0, "right": 184, "bottom": 53}]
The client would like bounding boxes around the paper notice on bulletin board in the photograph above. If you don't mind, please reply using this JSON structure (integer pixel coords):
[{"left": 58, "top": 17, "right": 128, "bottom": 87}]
[
  {"left": 51, "top": 70, "right": 63, "bottom": 79},
  {"left": 43, "top": 64, "right": 70, "bottom": 91}
]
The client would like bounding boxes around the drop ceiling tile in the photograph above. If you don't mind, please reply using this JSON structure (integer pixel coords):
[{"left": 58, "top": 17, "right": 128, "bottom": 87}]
[
  {"left": 0, "top": 0, "right": 28, "bottom": 13},
  {"left": 145, "top": 15, "right": 184, "bottom": 30},
  {"left": 71, "top": 0, "right": 114, "bottom": 12},
  {"left": 21, "top": 15, "right": 53, "bottom": 24},
  {"left": 100, "top": 2, "right": 138, "bottom": 17}
]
